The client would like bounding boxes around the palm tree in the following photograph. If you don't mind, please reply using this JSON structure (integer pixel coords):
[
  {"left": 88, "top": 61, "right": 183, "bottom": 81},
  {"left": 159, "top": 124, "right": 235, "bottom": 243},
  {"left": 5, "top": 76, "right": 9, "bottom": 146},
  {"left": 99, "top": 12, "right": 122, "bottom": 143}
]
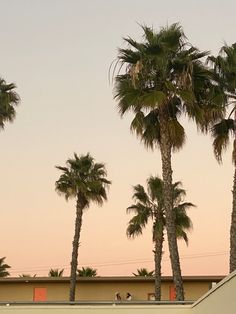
[
  {"left": 77, "top": 267, "right": 97, "bottom": 277},
  {"left": 19, "top": 274, "right": 36, "bottom": 277},
  {"left": 55, "top": 153, "right": 111, "bottom": 301},
  {"left": 127, "top": 176, "right": 194, "bottom": 300},
  {"left": 48, "top": 269, "right": 64, "bottom": 277},
  {"left": 113, "top": 23, "right": 225, "bottom": 300},
  {"left": 0, "top": 257, "right": 10, "bottom": 277},
  {"left": 0, "top": 78, "right": 20, "bottom": 129},
  {"left": 133, "top": 268, "right": 154, "bottom": 276},
  {"left": 208, "top": 43, "right": 236, "bottom": 273}
]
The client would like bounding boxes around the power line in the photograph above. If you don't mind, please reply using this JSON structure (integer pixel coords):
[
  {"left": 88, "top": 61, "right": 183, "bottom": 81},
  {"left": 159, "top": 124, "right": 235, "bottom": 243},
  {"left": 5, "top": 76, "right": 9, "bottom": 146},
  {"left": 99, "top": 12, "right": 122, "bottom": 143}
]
[{"left": 9, "top": 250, "right": 229, "bottom": 274}]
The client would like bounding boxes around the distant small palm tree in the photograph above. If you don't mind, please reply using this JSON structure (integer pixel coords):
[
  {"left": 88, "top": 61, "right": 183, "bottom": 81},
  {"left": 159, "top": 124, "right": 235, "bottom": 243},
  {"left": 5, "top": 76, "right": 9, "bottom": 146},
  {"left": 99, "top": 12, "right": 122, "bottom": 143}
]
[
  {"left": 133, "top": 268, "right": 154, "bottom": 277},
  {"left": 0, "top": 257, "right": 10, "bottom": 277},
  {"left": 48, "top": 269, "right": 64, "bottom": 277},
  {"left": 0, "top": 78, "right": 20, "bottom": 129},
  {"left": 77, "top": 267, "right": 97, "bottom": 277},
  {"left": 19, "top": 274, "right": 36, "bottom": 277}
]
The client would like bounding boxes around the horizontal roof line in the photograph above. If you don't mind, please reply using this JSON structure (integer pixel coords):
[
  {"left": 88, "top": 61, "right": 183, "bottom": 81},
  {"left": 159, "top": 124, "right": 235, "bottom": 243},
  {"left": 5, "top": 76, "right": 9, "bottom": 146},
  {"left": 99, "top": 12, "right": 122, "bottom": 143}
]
[{"left": 0, "top": 275, "right": 225, "bottom": 283}]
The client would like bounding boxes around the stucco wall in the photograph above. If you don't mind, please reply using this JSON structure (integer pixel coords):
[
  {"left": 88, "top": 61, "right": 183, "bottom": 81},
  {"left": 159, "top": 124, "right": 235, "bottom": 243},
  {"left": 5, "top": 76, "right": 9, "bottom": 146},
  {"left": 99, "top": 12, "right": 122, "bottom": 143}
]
[
  {"left": 0, "top": 273, "right": 235, "bottom": 314},
  {"left": 192, "top": 271, "right": 236, "bottom": 314},
  {"left": 0, "top": 280, "right": 212, "bottom": 302}
]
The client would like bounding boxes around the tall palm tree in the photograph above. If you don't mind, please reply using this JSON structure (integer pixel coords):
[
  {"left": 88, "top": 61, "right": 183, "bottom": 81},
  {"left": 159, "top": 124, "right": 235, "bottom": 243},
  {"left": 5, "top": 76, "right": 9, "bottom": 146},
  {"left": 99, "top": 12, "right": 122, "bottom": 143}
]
[
  {"left": 113, "top": 23, "right": 225, "bottom": 300},
  {"left": 0, "top": 257, "right": 10, "bottom": 277},
  {"left": 48, "top": 268, "right": 64, "bottom": 277},
  {"left": 77, "top": 267, "right": 97, "bottom": 277},
  {"left": 133, "top": 268, "right": 154, "bottom": 277},
  {"left": 0, "top": 78, "right": 20, "bottom": 129},
  {"left": 55, "top": 153, "right": 111, "bottom": 301},
  {"left": 127, "top": 176, "right": 194, "bottom": 300},
  {"left": 208, "top": 43, "right": 236, "bottom": 273}
]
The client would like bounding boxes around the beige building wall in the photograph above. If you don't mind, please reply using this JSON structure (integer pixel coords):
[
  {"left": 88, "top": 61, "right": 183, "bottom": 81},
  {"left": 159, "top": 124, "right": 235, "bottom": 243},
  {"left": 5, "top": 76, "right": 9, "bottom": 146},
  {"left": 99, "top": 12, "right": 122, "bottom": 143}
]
[
  {"left": 0, "top": 273, "right": 235, "bottom": 313},
  {"left": 183, "top": 282, "right": 211, "bottom": 301},
  {"left": 192, "top": 271, "right": 236, "bottom": 314},
  {"left": 0, "top": 279, "right": 213, "bottom": 302}
]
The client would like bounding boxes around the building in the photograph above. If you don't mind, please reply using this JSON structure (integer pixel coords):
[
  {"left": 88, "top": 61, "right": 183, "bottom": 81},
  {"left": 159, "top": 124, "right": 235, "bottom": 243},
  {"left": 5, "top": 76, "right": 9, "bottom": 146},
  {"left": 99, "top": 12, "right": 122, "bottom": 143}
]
[{"left": 0, "top": 276, "right": 224, "bottom": 302}]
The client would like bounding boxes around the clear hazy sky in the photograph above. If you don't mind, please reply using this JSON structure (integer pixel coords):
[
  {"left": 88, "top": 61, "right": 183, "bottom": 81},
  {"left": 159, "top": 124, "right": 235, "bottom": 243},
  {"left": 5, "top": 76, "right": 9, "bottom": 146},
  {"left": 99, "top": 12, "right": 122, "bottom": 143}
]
[{"left": 0, "top": 0, "right": 235, "bottom": 277}]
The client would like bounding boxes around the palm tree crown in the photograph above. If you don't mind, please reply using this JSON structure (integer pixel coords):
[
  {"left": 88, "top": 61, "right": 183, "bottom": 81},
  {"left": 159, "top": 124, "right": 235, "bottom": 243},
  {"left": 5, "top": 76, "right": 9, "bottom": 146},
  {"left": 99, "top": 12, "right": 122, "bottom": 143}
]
[
  {"left": 48, "top": 269, "right": 64, "bottom": 277},
  {"left": 55, "top": 153, "right": 111, "bottom": 206},
  {"left": 209, "top": 44, "right": 236, "bottom": 164},
  {"left": 19, "top": 274, "right": 36, "bottom": 277},
  {"left": 0, "top": 78, "right": 20, "bottom": 129},
  {"left": 114, "top": 24, "right": 225, "bottom": 150},
  {"left": 127, "top": 177, "right": 194, "bottom": 243},
  {"left": 77, "top": 267, "right": 97, "bottom": 277},
  {"left": 133, "top": 268, "right": 154, "bottom": 277},
  {"left": 0, "top": 257, "right": 10, "bottom": 277}
]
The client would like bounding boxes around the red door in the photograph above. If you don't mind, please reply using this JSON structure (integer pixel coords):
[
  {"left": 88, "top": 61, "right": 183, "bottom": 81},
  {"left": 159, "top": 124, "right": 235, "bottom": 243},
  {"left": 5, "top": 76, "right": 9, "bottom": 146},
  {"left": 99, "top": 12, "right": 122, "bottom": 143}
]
[
  {"left": 33, "top": 288, "right": 47, "bottom": 301},
  {"left": 169, "top": 286, "right": 176, "bottom": 301}
]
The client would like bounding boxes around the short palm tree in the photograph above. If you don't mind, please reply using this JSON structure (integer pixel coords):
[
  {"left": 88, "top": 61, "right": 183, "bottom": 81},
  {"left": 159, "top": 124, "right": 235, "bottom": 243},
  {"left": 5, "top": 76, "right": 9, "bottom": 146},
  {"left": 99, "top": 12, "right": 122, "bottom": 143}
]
[
  {"left": 113, "top": 23, "right": 225, "bottom": 300},
  {"left": 0, "top": 78, "right": 20, "bottom": 129},
  {"left": 133, "top": 268, "right": 154, "bottom": 277},
  {"left": 55, "top": 153, "right": 111, "bottom": 301},
  {"left": 127, "top": 176, "right": 194, "bottom": 300},
  {"left": 48, "top": 268, "right": 64, "bottom": 277},
  {"left": 0, "top": 257, "right": 10, "bottom": 277},
  {"left": 209, "top": 43, "right": 236, "bottom": 273},
  {"left": 77, "top": 267, "right": 97, "bottom": 277},
  {"left": 19, "top": 274, "right": 36, "bottom": 277}
]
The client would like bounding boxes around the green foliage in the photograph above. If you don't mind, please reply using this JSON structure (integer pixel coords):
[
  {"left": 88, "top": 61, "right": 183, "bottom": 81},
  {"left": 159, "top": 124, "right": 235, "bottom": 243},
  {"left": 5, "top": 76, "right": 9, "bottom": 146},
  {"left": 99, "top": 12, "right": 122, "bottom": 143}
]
[
  {"left": 209, "top": 43, "right": 236, "bottom": 165},
  {"left": 127, "top": 176, "right": 194, "bottom": 243},
  {"left": 55, "top": 153, "right": 111, "bottom": 205},
  {"left": 113, "top": 24, "right": 226, "bottom": 151},
  {"left": 48, "top": 269, "right": 64, "bottom": 277},
  {"left": 0, "top": 257, "right": 10, "bottom": 277},
  {"left": 209, "top": 43, "right": 236, "bottom": 273},
  {"left": 0, "top": 78, "right": 20, "bottom": 129},
  {"left": 19, "top": 274, "right": 36, "bottom": 277},
  {"left": 77, "top": 267, "right": 97, "bottom": 277},
  {"left": 208, "top": 43, "right": 236, "bottom": 95},
  {"left": 212, "top": 119, "right": 235, "bottom": 163},
  {"left": 133, "top": 268, "right": 154, "bottom": 276}
]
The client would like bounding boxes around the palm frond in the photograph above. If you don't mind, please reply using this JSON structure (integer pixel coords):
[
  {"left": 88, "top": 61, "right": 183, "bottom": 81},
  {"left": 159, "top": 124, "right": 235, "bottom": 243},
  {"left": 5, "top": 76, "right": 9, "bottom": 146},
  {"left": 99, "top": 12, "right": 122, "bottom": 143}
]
[
  {"left": 211, "top": 119, "right": 235, "bottom": 163},
  {"left": 232, "top": 139, "right": 236, "bottom": 166},
  {"left": 131, "top": 184, "right": 150, "bottom": 204},
  {"left": 167, "top": 119, "right": 186, "bottom": 152}
]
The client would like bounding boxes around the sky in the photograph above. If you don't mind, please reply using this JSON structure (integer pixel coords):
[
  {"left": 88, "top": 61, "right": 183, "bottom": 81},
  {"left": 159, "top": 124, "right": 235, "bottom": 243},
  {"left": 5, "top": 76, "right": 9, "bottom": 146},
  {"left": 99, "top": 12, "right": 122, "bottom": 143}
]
[{"left": 0, "top": 0, "right": 235, "bottom": 277}]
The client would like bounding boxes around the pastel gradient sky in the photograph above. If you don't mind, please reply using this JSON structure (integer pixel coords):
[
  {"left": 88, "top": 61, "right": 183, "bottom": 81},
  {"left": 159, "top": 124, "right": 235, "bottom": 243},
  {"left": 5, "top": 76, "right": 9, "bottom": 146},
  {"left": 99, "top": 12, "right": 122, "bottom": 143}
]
[{"left": 0, "top": 0, "right": 235, "bottom": 277}]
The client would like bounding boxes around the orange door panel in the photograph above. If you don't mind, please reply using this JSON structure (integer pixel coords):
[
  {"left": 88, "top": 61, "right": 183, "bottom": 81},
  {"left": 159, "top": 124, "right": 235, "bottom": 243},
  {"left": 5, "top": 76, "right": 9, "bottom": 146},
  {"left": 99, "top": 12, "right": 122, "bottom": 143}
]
[{"left": 33, "top": 288, "right": 47, "bottom": 301}]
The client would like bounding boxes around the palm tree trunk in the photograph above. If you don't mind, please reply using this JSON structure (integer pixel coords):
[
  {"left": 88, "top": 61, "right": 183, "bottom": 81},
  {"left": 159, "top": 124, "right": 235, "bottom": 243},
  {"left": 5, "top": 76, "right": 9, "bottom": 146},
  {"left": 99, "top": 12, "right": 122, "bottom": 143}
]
[
  {"left": 230, "top": 166, "right": 236, "bottom": 272},
  {"left": 69, "top": 198, "right": 84, "bottom": 301},
  {"left": 160, "top": 119, "right": 184, "bottom": 301},
  {"left": 154, "top": 227, "right": 163, "bottom": 300}
]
